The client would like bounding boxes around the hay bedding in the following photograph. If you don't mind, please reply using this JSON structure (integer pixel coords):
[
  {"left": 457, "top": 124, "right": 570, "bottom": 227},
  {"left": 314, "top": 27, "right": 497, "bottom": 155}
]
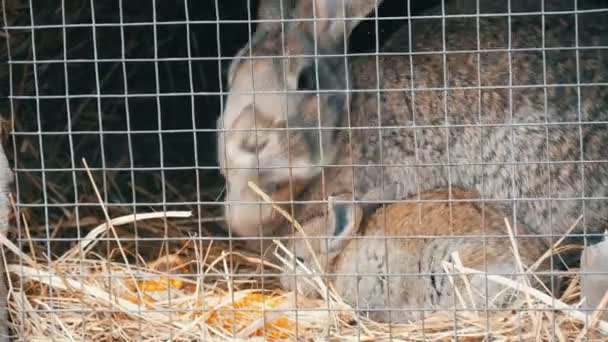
[{"left": 1, "top": 173, "right": 607, "bottom": 341}]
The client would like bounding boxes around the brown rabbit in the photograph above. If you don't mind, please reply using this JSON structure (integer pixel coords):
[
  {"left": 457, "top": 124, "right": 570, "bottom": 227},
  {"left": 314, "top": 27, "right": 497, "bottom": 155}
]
[
  {"left": 279, "top": 189, "right": 552, "bottom": 323},
  {"left": 218, "top": 0, "right": 608, "bottom": 267}
]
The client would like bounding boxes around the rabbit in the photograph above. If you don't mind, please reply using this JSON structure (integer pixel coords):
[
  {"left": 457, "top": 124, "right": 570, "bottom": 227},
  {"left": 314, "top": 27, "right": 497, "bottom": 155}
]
[
  {"left": 279, "top": 188, "right": 553, "bottom": 323},
  {"left": 217, "top": 0, "right": 608, "bottom": 265},
  {"left": 580, "top": 230, "right": 608, "bottom": 316},
  {"left": 223, "top": 104, "right": 392, "bottom": 256}
]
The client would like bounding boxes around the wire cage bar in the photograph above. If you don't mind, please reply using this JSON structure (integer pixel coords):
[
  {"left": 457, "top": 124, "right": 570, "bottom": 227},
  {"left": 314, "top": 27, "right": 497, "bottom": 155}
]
[{"left": 1, "top": 0, "right": 607, "bottom": 340}]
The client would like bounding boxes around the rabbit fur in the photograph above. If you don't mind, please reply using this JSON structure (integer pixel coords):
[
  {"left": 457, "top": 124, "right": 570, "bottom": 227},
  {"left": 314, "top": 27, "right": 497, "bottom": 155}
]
[
  {"left": 580, "top": 230, "right": 608, "bottom": 315},
  {"left": 218, "top": 0, "right": 608, "bottom": 263},
  {"left": 279, "top": 188, "right": 553, "bottom": 323}
]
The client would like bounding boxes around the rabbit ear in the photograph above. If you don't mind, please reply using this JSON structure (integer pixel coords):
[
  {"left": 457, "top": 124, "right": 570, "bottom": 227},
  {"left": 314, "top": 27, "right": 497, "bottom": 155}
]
[
  {"left": 326, "top": 195, "right": 362, "bottom": 251},
  {"left": 256, "top": 0, "right": 297, "bottom": 31},
  {"left": 306, "top": 0, "right": 382, "bottom": 45}
]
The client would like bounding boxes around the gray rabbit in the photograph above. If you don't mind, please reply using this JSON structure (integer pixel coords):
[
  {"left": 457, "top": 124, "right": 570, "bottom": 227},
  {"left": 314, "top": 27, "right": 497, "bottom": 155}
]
[
  {"left": 217, "top": 0, "right": 608, "bottom": 264},
  {"left": 279, "top": 188, "right": 552, "bottom": 323}
]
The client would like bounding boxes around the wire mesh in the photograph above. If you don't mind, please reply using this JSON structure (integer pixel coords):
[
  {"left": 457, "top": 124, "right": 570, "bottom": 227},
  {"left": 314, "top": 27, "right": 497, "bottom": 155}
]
[{"left": 2, "top": 0, "right": 608, "bottom": 340}]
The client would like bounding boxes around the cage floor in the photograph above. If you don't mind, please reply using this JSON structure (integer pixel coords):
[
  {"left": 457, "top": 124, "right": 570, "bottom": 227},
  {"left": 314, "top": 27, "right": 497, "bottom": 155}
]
[{"left": 3, "top": 198, "right": 607, "bottom": 341}]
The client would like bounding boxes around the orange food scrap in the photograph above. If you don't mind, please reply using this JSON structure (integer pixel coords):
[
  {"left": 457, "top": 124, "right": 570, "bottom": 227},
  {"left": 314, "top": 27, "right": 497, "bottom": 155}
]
[
  {"left": 255, "top": 316, "right": 295, "bottom": 340},
  {"left": 127, "top": 276, "right": 185, "bottom": 293},
  {"left": 139, "top": 277, "right": 185, "bottom": 292},
  {"left": 122, "top": 293, "right": 157, "bottom": 309},
  {"left": 205, "top": 292, "right": 295, "bottom": 340}
]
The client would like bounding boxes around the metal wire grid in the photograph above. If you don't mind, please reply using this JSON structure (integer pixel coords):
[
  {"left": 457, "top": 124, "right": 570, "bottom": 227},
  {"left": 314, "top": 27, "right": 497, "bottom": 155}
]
[{"left": 2, "top": 0, "right": 608, "bottom": 340}]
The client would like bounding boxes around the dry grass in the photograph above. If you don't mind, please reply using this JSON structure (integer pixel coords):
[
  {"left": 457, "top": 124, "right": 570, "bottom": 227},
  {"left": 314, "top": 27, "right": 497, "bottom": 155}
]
[
  {"left": 0, "top": 174, "right": 606, "bottom": 341},
  {"left": 2, "top": 211, "right": 608, "bottom": 341}
]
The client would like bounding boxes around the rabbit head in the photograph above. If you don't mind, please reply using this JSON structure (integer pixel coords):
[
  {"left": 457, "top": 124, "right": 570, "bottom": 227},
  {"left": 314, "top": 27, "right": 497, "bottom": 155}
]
[
  {"left": 279, "top": 194, "right": 362, "bottom": 295},
  {"left": 218, "top": 0, "right": 382, "bottom": 238}
]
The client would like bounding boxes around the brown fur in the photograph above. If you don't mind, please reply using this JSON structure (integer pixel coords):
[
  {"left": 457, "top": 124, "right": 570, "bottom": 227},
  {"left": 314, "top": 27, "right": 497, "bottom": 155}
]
[{"left": 281, "top": 189, "right": 553, "bottom": 323}]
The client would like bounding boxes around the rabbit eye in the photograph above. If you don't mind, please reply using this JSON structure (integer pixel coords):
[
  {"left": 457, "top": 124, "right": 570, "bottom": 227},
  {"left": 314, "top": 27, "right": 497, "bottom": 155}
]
[
  {"left": 241, "top": 139, "right": 268, "bottom": 153},
  {"left": 297, "top": 65, "right": 317, "bottom": 92}
]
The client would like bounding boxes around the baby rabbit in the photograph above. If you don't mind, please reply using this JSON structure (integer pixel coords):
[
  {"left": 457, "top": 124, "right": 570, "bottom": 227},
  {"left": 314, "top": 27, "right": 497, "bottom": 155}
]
[
  {"left": 280, "top": 189, "right": 551, "bottom": 323},
  {"left": 219, "top": 0, "right": 608, "bottom": 265}
]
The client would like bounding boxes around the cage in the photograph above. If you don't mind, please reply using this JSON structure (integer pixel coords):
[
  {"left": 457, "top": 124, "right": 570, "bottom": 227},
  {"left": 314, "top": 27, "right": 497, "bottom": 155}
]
[{"left": 1, "top": 0, "right": 608, "bottom": 340}]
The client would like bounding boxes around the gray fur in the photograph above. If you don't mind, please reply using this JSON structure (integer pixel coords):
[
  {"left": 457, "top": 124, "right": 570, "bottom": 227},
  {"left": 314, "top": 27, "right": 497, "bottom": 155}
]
[
  {"left": 219, "top": 0, "right": 608, "bottom": 260},
  {"left": 342, "top": 0, "right": 608, "bottom": 247}
]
